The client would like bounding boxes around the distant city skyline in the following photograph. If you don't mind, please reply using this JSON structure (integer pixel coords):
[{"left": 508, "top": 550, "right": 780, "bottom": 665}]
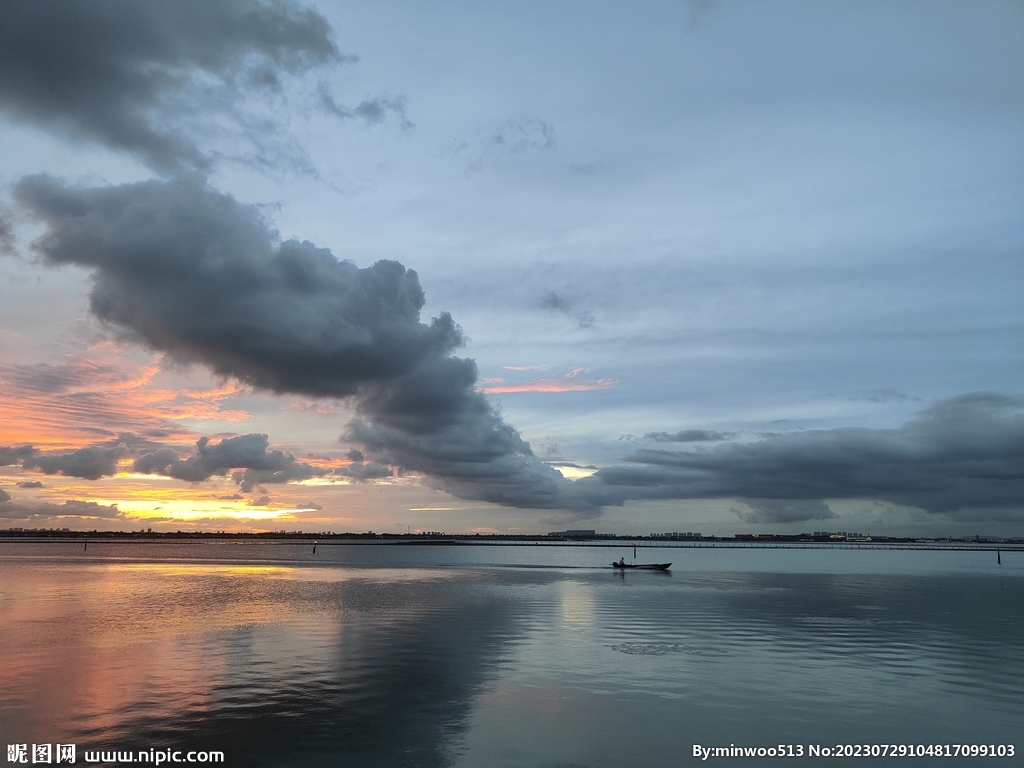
[{"left": 1, "top": 0, "right": 1021, "bottom": 537}]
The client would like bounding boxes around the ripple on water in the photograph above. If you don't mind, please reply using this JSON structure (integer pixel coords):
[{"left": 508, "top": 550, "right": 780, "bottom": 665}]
[{"left": 609, "top": 643, "right": 729, "bottom": 656}]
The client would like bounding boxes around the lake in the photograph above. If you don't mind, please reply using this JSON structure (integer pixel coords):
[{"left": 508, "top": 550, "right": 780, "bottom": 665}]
[{"left": 1, "top": 542, "right": 1021, "bottom": 766}]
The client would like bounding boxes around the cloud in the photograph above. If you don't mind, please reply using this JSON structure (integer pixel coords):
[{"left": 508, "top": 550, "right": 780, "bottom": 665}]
[
  {"left": 0, "top": 204, "right": 15, "bottom": 253},
  {"left": 0, "top": 496, "right": 123, "bottom": 520},
  {"left": 456, "top": 116, "right": 557, "bottom": 173},
  {"left": 0, "top": 346, "right": 249, "bottom": 450},
  {"left": 16, "top": 481, "right": 44, "bottom": 488},
  {"left": 0, "top": 445, "right": 35, "bottom": 466},
  {"left": 16, "top": 174, "right": 572, "bottom": 508},
  {"left": 732, "top": 499, "right": 837, "bottom": 524},
  {"left": 335, "top": 460, "right": 394, "bottom": 480},
  {"left": 16, "top": 175, "right": 462, "bottom": 398},
  {"left": 319, "top": 85, "right": 412, "bottom": 129},
  {"left": 479, "top": 377, "right": 615, "bottom": 394},
  {"left": 134, "top": 433, "right": 326, "bottom": 491},
  {"left": 23, "top": 444, "right": 126, "bottom": 480},
  {"left": 0, "top": 0, "right": 342, "bottom": 172},
  {"left": 342, "top": 358, "right": 575, "bottom": 509},
  {"left": 540, "top": 291, "right": 594, "bottom": 329},
  {"left": 643, "top": 430, "right": 726, "bottom": 442},
  {"left": 579, "top": 392, "right": 1024, "bottom": 519},
  {"left": 480, "top": 366, "right": 613, "bottom": 395},
  {"left": 15, "top": 175, "right": 1024, "bottom": 520},
  {"left": 858, "top": 389, "right": 920, "bottom": 403},
  {"left": 1, "top": 359, "right": 129, "bottom": 394},
  {"left": 0, "top": 489, "right": 10, "bottom": 503}
]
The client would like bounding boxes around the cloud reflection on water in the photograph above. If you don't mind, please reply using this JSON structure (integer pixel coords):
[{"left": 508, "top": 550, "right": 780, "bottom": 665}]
[{"left": 1, "top": 550, "right": 1021, "bottom": 767}]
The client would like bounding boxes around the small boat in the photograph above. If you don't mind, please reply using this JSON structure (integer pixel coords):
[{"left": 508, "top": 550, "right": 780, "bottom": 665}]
[{"left": 611, "top": 561, "right": 671, "bottom": 571}]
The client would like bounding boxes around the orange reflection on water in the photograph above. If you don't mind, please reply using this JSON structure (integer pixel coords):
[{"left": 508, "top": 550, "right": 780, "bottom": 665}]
[{"left": 0, "top": 560, "right": 335, "bottom": 743}]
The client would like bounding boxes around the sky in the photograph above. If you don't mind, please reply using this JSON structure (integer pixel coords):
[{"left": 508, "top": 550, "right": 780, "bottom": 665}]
[{"left": 0, "top": 0, "right": 1021, "bottom": 537}]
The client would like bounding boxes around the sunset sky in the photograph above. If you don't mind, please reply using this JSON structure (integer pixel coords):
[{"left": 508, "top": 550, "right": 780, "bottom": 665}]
[{"left": 1, "top": 0, "right": 1021, "bottom": 536}]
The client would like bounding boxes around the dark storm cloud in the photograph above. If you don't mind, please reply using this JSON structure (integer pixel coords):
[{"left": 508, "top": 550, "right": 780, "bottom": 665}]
[
  {"left": 579, "top": 392, "right": 1024, "bottom": 517},
  {"left": 644, "top": 429, "right": 726, "bottom": 443},
  {"left": 16, "top": 174, "right": 572, "bottom": 508},
  {"left": 344, "top": 357, "right": 571, "bottom": 508},
  {"left": 0, "top": 0, "right": 342, "bottom": 172},
  {"left": 15, "top": 175, "right": 462, "bottom": 397},
  {"left": 134, "top": 434, "right": 325, "bottom": 490},
  {"left": 24, "top": 445, "right": 126, "bottom": 480}
]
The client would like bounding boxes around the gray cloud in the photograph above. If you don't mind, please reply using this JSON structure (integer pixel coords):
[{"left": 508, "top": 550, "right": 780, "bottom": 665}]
[
  {"left": 579, "top": 392, "right": 1024, "bottom": 519},
  {"left": 24, "top": 445, "right": 126, "bottom": 480},
  {"left": 0, "top": 0, "right": 342, "bottom": 172},
  {"left": 344, "top": 358, "right": 569, "bottom": 507},
  {"left": 16, "top": 174, "right": 571, "bottom": 509},
  {"left": 0, "top": 489, "right": 10, "bottom": 503},
  {"left": 457, "top": 116, "right": 557, "bottom": 173},
  {"left": 644, "top": 429, "right": 726, "bottom": 443},
  {"left": 319, "top": 85, "right": 412, "bottom": 129},
  {"left": 540, "top": 291, "right": 594, "bottom": 329},
  {"left": 732, "top": 499, "right": 837, "bottom": 524},
  {"left": 0, "top": 446, "right": 35, "bottom": 466},
  {"left": 134, "top": 434, "right": 325, "bottom": 491},
  {"left": 16, "top": 175, "right": 462, "bottom": 397},
  {"left": 335, "top": 461, "right": 394, "bottom": 480},
  {"left": 13, "top": 175, "right": 1024, "bottom": 519},
  {"left": 0, "top": 497, "right": 123, "bottom": 520},
  {"left": 0, "top": 204, "right": 15, "bottom": 253},
  {"left": 16, "top": 481, "right": 44, "bottom": 488},
  {"left": 852, "top": 389, "right": 920, "bottom": 403}
]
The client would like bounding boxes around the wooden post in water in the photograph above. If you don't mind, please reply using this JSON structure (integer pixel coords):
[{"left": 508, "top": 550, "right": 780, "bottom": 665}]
[{"left": 997, "top": 549, "right": 1001, "bottom": 565}]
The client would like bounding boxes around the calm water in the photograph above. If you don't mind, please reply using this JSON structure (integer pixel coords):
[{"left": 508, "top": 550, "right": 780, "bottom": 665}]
[{"left": 1, "top": 542, "right": 1021, "bottom": 767}]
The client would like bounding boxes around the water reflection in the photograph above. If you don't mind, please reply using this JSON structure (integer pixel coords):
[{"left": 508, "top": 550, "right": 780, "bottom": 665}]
[
  {"left": 0, "top": 562, "right": 533, "bottom": 767},
  {"left": 558, "top": 580, "right": 595, "bottom": 629},
  {"left": 1, "top": 549, "right": 1021, "bottom": 767}
]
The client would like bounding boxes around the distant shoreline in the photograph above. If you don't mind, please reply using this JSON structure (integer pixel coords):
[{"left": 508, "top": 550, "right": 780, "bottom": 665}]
[{"left": 1, "top": 529, "right": 1021, "bottom": 552}]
